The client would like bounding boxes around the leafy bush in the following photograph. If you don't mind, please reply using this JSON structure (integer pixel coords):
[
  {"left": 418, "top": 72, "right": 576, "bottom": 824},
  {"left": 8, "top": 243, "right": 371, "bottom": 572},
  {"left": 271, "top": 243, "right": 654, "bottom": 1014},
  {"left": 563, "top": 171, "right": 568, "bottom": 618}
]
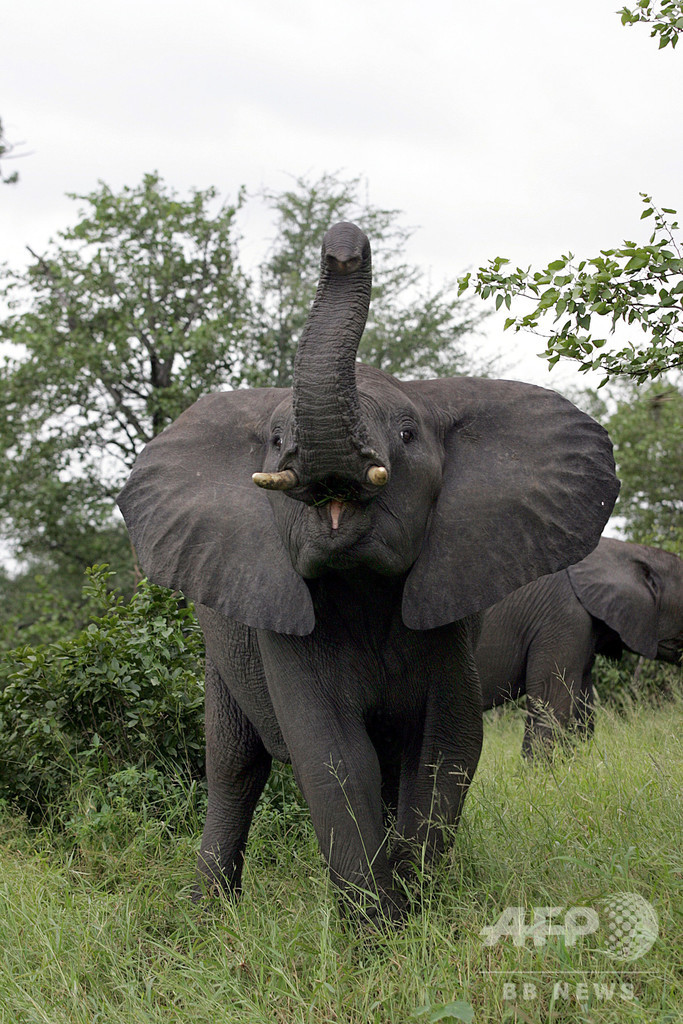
[
  {"left": 0, "top": 536, "right": 137, "bottom": 653},
  {"left": 592, "top": 650, "right": 682, "bottom": 712},
  {"left": 0, "top": 566, "right": 205, "bottom": 817},
  {"left": 62, "top": 765, "right": 207, "bottom": 854}
]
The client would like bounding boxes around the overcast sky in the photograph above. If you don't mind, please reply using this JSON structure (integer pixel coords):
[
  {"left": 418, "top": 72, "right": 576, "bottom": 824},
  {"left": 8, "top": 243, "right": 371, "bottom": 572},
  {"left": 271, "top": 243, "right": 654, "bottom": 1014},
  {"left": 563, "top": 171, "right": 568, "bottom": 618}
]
[{"left": 2, "top": 0, "right": 682, "bottom": 388}]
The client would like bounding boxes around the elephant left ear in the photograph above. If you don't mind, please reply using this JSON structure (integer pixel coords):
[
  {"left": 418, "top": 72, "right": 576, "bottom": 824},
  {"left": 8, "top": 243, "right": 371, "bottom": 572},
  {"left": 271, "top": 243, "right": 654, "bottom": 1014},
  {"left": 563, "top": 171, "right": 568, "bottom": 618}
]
[{"left": 401, "top": 377, "right": 620, "bottom": 630}]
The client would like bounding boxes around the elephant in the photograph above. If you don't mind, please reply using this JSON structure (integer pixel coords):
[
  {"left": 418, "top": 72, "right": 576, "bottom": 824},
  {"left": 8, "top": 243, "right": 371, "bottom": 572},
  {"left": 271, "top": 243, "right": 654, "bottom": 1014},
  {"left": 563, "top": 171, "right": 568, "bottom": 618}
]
[
  {"left": 117, "top": 221, "right": 619, "bottom": 922},
  {"left": 476, "top": 537, "right": 683, "bottom": 755}
]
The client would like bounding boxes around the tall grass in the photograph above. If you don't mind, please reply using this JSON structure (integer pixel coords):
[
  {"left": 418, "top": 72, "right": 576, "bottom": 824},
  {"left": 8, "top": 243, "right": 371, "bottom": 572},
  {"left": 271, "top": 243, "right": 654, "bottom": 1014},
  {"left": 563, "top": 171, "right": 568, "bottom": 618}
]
[{"left": 1, "top": 698, "right": 681, "bottom": 1023}]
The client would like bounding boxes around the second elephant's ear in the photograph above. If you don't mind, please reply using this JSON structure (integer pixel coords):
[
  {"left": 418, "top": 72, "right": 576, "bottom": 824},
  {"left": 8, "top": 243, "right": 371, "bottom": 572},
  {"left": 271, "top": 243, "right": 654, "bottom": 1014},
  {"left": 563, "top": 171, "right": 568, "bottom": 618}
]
[
  {"left": 401, "top": 377, "right": 620, "bottom": 629},
  {"left": 568, "top": 538, "right": 659, "bottom": 658},
  {"left": 117, "top": 389, "right": 315, "bottom": 635}
]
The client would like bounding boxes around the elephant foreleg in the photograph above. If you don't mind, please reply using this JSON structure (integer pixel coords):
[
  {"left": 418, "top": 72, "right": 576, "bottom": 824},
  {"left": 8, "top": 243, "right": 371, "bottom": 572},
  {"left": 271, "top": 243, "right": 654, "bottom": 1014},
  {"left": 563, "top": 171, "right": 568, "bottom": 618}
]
[
  {"left": 522, "top": 632, "right": 594, "bottom": 757},
  {"left": 289, "top": 722, "right": 407, "bottom": 923},
  {"left": 523, "top": 667, "right": 577, "bottom": 756},
  {"left": 394, "top": 619, "right": 483, "bottom": 868},
  {"left": 195, "top": 658, "right": 272, "bottom": 900},
  {"left": 256, "top": 631, "right": 406, "bottom": 924},
  {"left": 573, "top": 666, "right": 596, "bottom": 741}
]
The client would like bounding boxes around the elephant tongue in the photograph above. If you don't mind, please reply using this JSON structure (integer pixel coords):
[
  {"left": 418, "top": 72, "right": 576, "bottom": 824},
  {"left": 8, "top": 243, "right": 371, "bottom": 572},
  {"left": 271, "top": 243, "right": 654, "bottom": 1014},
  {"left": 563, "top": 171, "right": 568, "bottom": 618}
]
[{"left": 329, "top": 500, "right": 344, "bottom": 530}]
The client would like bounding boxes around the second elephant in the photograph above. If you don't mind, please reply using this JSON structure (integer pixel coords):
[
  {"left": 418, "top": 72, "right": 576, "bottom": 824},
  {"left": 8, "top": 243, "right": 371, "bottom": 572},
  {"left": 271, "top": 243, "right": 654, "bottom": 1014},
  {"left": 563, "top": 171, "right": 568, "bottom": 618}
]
[{"left": 476, "top": 538, "right": 683, "bottom": 754}]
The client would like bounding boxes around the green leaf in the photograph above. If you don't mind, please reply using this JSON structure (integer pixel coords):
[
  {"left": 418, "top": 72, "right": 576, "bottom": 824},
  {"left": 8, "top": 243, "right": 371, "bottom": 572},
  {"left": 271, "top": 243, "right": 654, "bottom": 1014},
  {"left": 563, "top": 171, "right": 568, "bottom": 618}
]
[
  {"left": 538, "top": 287, "right": 560, "bottom": 309},
  {"left": 624, "top": 253, "right": 651, "bottom": 271}
]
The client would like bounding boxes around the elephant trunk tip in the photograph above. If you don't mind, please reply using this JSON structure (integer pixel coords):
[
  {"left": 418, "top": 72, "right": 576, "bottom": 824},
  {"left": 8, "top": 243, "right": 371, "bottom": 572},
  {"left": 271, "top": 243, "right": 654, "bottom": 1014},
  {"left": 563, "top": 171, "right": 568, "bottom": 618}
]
[
  {"left": 327, "top": 254, "right": 362, "bottom": 276},
  {"left": 323, "top": 222, "right": 370, "bottom": 276}
]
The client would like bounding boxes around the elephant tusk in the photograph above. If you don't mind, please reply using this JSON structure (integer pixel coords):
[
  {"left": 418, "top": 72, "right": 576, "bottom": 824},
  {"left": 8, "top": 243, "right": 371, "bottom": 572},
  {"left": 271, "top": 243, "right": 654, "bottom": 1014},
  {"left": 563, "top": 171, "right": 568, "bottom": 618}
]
[
  {"left": 252, "top": 470, "right": 298, "bottom": 491},
  {"left": 366, "top": 465, "right": 388, "bottom": 486}
]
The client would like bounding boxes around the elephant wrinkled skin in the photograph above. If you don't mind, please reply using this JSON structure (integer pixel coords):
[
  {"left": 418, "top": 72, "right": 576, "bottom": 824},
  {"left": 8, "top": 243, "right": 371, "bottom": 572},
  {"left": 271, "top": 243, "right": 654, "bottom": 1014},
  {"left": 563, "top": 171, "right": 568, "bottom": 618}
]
[
  {"left": 477, "top": 538, "right": 683, "bottom": 755},
  {"left": 117, "top": 222, "right": 619, "bottom": 922}
]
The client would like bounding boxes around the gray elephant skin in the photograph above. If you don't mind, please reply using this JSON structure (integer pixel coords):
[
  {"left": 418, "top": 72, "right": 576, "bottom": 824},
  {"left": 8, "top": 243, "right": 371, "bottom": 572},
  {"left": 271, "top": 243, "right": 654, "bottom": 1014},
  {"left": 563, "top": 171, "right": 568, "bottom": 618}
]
[
  {"left": 117, "top": 222, "right": 619, "bottom": 922},
  {"left": 477, "top": 537, "right": 683, "bottom": 754}
]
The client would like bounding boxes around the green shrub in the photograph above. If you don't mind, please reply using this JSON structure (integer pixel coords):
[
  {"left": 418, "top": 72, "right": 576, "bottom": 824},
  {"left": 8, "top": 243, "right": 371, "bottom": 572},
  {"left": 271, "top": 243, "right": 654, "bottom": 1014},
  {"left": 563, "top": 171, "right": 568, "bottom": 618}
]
[
  {"left": 0, "top": 566, "right": 205, "bottom": 817},
  {"left": 62, "top": 764, "right": 207, "bottom": 851},
  {"left": 593, "top": 650, "right": 682, "bottom": 711}
]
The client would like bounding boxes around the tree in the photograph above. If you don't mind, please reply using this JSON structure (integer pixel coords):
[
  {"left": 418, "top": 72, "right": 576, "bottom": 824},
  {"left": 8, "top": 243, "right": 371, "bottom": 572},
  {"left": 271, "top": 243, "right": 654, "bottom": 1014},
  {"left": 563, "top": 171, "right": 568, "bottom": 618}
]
[
  {"left": 459, "top": 195, "right": 683, "bottom": 385},
  {"left": 619, "top": 1, "right": 683, "bottom": 49},
  {"left": 458, "top": 6, "right": 683, "bottom": 385},
  {"left": 591, "top": 379, "right": 683, "bottom": 553},
  {"left": 0, "top": 117, "right": 20, "bottom": 185},
  {"left": 242, "top": 173, "right": 489, "bottom": 388},
  {"left": 0, "top": 173, "right": 249, "bottom": 576},
  {"left": 0, "top": 557, "right": 111, "bottom": 650}
]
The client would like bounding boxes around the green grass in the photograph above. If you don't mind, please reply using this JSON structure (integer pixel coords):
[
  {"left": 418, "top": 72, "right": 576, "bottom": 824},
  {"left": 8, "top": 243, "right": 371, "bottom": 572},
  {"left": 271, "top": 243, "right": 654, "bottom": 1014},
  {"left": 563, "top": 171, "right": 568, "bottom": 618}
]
[{"left": 1, "top": 699, "right": 681, "bottom": 1024}]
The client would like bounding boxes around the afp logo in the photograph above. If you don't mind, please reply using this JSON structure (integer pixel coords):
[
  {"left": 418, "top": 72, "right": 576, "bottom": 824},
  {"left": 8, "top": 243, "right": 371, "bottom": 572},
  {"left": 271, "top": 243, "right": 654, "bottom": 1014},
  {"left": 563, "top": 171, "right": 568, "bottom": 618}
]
[{"left": 480, "top": 893, "right": 658, "bottom": 962}]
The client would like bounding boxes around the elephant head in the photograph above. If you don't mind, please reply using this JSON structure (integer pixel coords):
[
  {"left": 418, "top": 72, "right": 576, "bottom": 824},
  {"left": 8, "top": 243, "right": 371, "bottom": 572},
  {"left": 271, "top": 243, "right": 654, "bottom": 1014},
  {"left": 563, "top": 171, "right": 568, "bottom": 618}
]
[
  {"left": 118, "top": 222, "right": 619, "bottom": 634},
  {"left": 568, "top": 537, "right": 683, "bottom": 662}
]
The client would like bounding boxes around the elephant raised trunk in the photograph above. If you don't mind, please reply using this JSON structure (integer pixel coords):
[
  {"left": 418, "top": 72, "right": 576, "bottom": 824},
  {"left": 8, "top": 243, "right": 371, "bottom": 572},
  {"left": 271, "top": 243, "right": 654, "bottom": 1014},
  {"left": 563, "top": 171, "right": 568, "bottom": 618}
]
[{"left": 267, "top": 222, "right": 389, "bottom": 497}]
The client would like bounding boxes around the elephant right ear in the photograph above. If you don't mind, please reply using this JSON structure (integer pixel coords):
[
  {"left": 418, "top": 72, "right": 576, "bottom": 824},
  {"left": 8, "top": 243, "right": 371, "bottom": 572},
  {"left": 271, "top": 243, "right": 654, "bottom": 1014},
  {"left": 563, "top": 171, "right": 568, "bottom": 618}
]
[
  {"left": 117, "top": 389, "right": 315, "bottom": 635},
  {"left": 568, "top": 538, "right": 659, "bottom": 657}
]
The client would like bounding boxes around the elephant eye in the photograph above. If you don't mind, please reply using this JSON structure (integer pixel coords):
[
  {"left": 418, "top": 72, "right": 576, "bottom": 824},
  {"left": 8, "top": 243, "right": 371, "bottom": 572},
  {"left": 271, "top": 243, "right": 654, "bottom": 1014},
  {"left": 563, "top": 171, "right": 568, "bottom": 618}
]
[
  {"left": 272, "top": 435, "right": 283, "bottom": 449},
  {"left": 400, "top": 428, "right": 415, "bottom": 444}
]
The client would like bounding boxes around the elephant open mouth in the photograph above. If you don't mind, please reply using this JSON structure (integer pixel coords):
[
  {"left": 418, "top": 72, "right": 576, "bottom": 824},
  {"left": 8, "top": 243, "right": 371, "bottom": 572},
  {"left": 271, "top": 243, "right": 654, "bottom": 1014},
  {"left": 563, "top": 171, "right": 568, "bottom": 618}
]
[
  {"left": 309, "top": 481, "right": 367, "bottom": 532},
  {"left": 327, "top": 499, "right": 344, "bottom": 530},
  {"left": 315, "top": 496, "right": 363, "bottom": 535}
]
